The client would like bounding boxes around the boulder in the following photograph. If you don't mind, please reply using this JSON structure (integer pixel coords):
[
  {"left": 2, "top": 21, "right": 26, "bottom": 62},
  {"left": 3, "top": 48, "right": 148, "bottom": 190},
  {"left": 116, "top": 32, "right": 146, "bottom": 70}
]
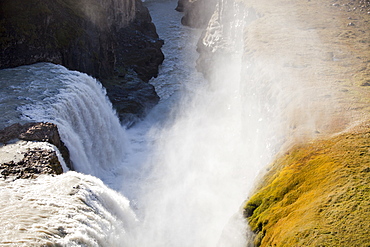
[
  {"left": 0, "top": 122, "right": 72, "bottom": 170},
  {"left": 0, "top": 148, "right": 62, "bottom": 180}
]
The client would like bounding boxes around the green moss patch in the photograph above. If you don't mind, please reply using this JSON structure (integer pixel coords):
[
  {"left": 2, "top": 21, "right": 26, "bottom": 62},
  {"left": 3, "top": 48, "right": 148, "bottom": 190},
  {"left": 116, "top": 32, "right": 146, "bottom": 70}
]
[{"left": 244, "top": 123, "right": 370, "bottom": 246}]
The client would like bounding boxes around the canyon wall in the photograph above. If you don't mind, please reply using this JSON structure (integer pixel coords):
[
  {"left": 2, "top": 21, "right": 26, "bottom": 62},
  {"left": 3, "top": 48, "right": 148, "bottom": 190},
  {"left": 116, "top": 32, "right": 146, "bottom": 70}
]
[
  {"left": 0, "top": 0, "right": 164, "bottom": 124},
  {"left": 0, "top": 0, "right": 163, "bottom": 81}
]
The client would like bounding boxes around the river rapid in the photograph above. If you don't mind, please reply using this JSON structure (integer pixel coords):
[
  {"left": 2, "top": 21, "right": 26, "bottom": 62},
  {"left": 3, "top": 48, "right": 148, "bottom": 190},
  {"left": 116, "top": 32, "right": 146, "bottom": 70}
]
[{"left": 0, "top": 0, "right": 270, "bottom": 246}]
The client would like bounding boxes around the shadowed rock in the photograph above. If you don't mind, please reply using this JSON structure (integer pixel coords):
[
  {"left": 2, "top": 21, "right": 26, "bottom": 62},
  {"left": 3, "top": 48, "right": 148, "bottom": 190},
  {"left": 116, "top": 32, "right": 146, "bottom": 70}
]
[
  {"left": 0, "top": 0, "right": 164, "bottom": 124},
  {"left": 0, "top": 0, "right": 164, "bottom": 81}
]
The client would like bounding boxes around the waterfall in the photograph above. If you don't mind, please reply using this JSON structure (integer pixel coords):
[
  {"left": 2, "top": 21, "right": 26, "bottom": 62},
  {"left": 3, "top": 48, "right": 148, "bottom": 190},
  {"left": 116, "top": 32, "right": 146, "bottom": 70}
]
[
  {"left": 0, "top": 172, "right": 138, "bottom": 246},
  {"left": 122, "top": 0, "right": 257, "bottom": 246},
  {"left": 17, "top": 63, "right": 127, "bottom": 178},
  {"left": 0, "top": 0, "right": 314, "bottom": 245},
  {"left": 0, "top": 63, "right": 139, "bottom": 246}
]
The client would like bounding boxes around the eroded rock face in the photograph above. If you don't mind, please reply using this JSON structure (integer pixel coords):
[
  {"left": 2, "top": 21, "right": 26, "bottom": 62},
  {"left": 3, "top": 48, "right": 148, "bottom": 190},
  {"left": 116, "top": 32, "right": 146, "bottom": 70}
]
[
  {"left": 0, "top": 122, "right": 72, "bottom": 171},
  {"left": 0, "top": 0, "right": 164, "bottom": 124},
  {"left": 113, "top": 0, "right": 165, "bottom": 82},
  {"left": 105, "top": 74, "right": 160, "bottom": 127},
  {"left": 0, "top": 148, "right": 62, "bottom": 180},
  {"left": 0, "top": 0, "right": 164, "bottom": 81},
  {"left": 192, "top": 0, "right": 253, "bottom": 80}
]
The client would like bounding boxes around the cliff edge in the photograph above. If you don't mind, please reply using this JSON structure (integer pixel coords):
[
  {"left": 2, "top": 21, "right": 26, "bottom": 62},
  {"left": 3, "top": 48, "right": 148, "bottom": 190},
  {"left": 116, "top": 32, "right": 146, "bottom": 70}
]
[
  {"left": 0, "top": 122, "right": 71, "bottom": 180},
  {"left": 0, "top": 0, "right": 164, "bottom": 81}
]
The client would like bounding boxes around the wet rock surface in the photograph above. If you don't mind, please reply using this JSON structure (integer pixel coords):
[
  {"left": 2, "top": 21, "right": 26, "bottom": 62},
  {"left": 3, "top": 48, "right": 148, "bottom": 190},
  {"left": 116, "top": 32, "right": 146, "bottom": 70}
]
[
  {"left": 113, "top": 0, "right": 165, "bottom": 82},
  {"left": 0, "top": 122, "right": 72, "bottom": 170},
  {"left": 105, "top": 74, "right": 160, "bottom": 127},
  {"left": 0, "top": 148, "right": 62, "bottom": 180}
]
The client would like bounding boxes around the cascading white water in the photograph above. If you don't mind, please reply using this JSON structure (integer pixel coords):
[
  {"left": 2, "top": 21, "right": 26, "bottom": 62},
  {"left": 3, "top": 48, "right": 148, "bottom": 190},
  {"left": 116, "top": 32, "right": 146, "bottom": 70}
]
[
  {"left": 0, "top": 172, "right": 138, "bottom": 247},
  {"left": 0, "top": 0, "right": 305, "bottom": 245},
  {"left": 122, "top": 1, "right": 260, "bottom": 246},
  {"left": 3, "top": 63, "right": 127, "bottom": 177},
  {"left": 1, "top": 63, "right": 138, "bottom": 246}
]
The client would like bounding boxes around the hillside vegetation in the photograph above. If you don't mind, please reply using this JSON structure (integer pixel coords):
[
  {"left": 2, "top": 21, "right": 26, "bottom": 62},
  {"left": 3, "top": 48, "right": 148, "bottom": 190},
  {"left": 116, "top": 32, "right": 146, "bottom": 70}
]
[
  {"left": 244, "top": 123, "right": 370, "bottom": 246},
  {"left": 242, "top": 0, "right": 370, "bottom": 245}
]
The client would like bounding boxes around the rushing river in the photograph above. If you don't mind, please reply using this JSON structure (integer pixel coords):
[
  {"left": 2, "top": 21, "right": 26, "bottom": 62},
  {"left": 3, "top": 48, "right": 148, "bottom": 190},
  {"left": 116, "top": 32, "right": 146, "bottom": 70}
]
[{"left": 0, "top": 0, "right": 274, "bottom": 246}]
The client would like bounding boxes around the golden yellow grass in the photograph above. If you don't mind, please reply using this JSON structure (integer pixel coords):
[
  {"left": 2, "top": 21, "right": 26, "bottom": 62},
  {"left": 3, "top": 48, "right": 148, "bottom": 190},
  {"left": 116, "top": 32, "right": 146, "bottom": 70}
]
[{"left": 244, "top": 123, "right": 370, "bottom": 246}]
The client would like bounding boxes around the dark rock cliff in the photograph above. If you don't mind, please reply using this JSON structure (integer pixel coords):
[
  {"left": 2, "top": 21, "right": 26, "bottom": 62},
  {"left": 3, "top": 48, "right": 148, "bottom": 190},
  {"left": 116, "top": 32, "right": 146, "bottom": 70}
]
[
  {"left": 0, "top": 0, "right": 164, "bottom": 81},
  {"left": 0, "top": 0, "right": 164, "bottom": 124}
]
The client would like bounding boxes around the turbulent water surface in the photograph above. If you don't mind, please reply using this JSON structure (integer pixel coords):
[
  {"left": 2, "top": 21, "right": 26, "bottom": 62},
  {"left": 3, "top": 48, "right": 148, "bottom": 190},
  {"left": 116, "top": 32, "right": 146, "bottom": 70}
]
[{"left": 0, "top": 0, "right": 279, "bottom": 246}]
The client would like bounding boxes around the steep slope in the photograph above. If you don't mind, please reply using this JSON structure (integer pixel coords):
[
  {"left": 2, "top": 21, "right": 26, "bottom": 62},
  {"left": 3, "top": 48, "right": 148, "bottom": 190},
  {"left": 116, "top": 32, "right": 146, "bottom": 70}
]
[
  {"left": 244, "top": 123, "right": 370, "bottom": 246},
  {"left": 241, "top": 0, "right": 370, "bottom": 245}
]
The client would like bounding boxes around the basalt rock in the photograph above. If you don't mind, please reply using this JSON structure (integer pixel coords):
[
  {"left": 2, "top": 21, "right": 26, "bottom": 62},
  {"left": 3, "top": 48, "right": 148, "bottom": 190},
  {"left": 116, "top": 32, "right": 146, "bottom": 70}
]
[
  {"left": 104, "top": 72, "right": 160, "bottom": 127},
  {"left": 0, "top": 122, "right": 72, "bottom": 170},
  {"left": 0, "top": 0, "right": 164, "bottom": 81},
  {"left": 113, "top": 0, "right": 165, "bottom": 82},
  {"left": 0, "top": 0, "right": 164, "bottom": 123}
]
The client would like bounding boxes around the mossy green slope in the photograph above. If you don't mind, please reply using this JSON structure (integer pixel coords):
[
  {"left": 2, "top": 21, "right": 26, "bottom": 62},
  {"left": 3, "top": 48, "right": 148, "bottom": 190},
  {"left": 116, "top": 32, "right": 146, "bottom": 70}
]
[{"left": 244, "top": 123, "right": 370, "bottom": 246}]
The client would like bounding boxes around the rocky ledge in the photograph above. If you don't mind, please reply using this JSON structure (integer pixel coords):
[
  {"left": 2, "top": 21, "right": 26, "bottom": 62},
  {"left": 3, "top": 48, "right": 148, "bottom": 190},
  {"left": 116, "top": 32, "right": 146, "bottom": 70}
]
[
  {"left": 0, "top": 147, "right": 62, "bottom": 180},
  {"left": 0, "top": 122, "right": 71, "bottom": 180}
]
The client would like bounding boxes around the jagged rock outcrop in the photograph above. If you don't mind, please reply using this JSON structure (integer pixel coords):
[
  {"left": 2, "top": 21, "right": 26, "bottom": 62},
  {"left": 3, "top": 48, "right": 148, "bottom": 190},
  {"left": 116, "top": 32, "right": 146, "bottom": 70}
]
[
  {"left": 113, "top": 1, "right": 165, "bottom": 82},
  {"left": 0, "top": 122, "right": 72, "bottom": 172},
  {"left": 0, "top": 0, "right": 164, "bottom": 124},
  {"left": 188, "top": 0, "right": 253, "bottom": 79}
]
